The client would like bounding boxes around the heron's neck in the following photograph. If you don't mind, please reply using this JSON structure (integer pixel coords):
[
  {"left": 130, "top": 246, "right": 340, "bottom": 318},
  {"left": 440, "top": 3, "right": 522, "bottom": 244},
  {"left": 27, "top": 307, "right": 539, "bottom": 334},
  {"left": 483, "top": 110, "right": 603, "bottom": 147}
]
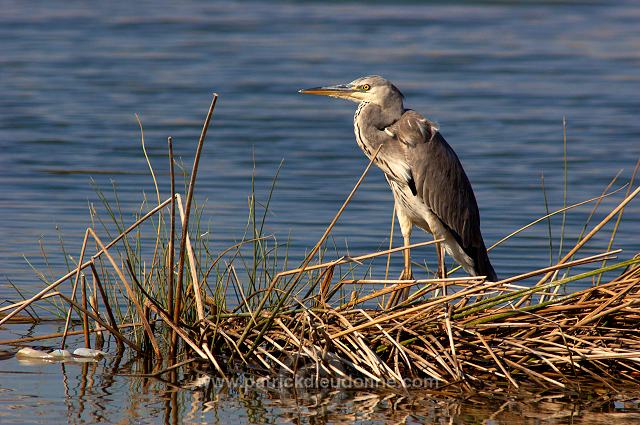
[
  {"left": 354, "top": 101, "right": 403, "bottom": 130},
  {"left": 353, "top": 101, "right": 403, "bottom": 158}
]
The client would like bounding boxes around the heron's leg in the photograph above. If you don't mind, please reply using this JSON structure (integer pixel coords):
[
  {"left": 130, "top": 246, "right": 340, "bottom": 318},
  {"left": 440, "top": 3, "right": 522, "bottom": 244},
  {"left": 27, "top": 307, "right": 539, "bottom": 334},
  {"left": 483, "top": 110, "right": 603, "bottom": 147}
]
[
  {"left": 401, "top": 232, "right": 413, "bottom": 280},
  {"left": 396, "top": 206, "right": 414, "bottom": 280},
  {"left": 436, "top": 240, "right": 447, "bottom": 297},
  {"left": 436, "top": 240, "right": 447, "bottom": 280},
  {"left": 387, "top": 206, "right": 413, "bottom": 309}
]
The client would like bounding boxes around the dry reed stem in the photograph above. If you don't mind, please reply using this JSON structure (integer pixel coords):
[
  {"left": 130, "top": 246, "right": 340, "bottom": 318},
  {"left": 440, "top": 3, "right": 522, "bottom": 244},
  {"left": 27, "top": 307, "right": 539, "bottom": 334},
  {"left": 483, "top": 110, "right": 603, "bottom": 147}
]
[
  {"left": 598, "top": 159, "right": 640, "bottom": 284},
  {"left": 281, "top": 240, "right": 443, "bottom": 278},
  {"left": 175, "top": 193, "right": 205, "bottom": 323},
  {"left": 0, "top": 292, "right": 59, "bottom": 314},
  {"left": 141, "top": 294, "right": 208, "bottom": 359},
  {"left": 453, "top": 251, "right": 624, "bottom": 319},
  {"left": 475, "top": 331, "right": 518, "bottom": 388},
  {"left": 228, "top": 263, "right": 255, "bottom": 321},
  {"left": 81, "top": 275, "right": 90, "bottom": 349},
  {"left": 488, "top": 184, "right": 628, "bottom": 252},
  {"left": 86, "top": 228, "right": 162, "bottom": 358},
  {"left": 498, "top": 250, "right": 620, "bottom": 287},
  {"left": 137, "top": 114, "right": 164, "bottom": 292},
  {"left": 0, "top": 322, "right": 143, "bottom": 346},
  {"left": 339, "top": 277, "right": 484, "bottom": 310},
  {"left": 89, "top": 262, "right": 123, "bottom": 350},
  {"left": 444, "top": 307, "right": 462, "bottom": 382},
  {"left": 573, "top": 278, "right": 639, "bottom": 327},
  {"left": 61, "top": 229, "right": 90, "bottom": 349},
  {"left": 175, "top": 94, "right": 218, "bottom": 328},
  {"left": 358, "top": 309, "right": 410, "bottom": 387},
  {"left": 168, "top": 136, "right": 177, "bottom": 356},
  {"left": 89, "top": 277, "right": 102, "bottom": 348},
  {"left": 151, "top": 358, "right": 197, "bottom": 378},
  {"left": 529, "top": 185, "right": 640, "bottom": 292},
  {"left": 555, "top": 171, "right": 624, "bottom": 290},
  {"left": 215, "top": 329, "right": 245, "bottom": 361},
  {"left": 329, "top": 281, "right": 515, "bottom": 339},
  {"left": 56, "top": 293, "right": 141, "bottom": 353},
  {"left": 318, "top": 266, "right": 335, "bottom": 306},
  {"left": 202, "top": 343, "right": 226, "bottom": 378},
  {"left": 426, "top": 333, "right": 458, "bottom": 381}
]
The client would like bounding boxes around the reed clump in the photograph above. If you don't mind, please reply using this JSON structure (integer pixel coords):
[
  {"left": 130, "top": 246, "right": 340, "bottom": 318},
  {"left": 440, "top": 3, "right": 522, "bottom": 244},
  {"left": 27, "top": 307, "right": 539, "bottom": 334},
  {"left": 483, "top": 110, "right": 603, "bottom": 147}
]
[{"left": 2, "top": 94, "right": 640, "bottom": 394}]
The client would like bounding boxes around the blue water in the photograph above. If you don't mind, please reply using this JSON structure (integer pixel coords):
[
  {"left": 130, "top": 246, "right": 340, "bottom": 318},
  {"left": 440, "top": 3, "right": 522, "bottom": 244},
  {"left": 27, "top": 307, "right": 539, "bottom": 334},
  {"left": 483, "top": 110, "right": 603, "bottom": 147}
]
[{"left": 1, "top": 0, "right": 640, "bottom": 423}]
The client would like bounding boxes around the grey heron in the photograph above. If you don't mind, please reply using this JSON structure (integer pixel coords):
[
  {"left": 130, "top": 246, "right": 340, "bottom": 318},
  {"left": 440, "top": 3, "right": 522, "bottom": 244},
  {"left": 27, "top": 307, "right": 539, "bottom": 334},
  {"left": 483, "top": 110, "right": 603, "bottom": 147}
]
[{"left": 299, "top": 75, "right": 498, "bottom": 286}]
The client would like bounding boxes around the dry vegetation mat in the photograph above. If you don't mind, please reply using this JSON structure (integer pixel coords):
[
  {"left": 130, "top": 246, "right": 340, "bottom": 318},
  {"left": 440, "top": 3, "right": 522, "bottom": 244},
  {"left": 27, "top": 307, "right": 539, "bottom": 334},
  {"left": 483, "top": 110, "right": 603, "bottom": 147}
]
[{"left": 2, "top": 94, "right": 640, "bottom": 395}]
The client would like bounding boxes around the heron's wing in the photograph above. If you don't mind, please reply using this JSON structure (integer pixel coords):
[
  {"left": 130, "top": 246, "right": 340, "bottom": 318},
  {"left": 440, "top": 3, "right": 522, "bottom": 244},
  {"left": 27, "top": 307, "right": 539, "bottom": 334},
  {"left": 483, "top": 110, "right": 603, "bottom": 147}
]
[
  {"left": 385, "top": 110, "right": 438, "bottom": 147},
  {"left": 375, "top": 153, "right": 416, "bottom": 195},
  {"left": 364, "top": 126, "right": 417, "bottom": 195},
  {"left": 387, "top": 111, "right": 483, "bottom": 251}
]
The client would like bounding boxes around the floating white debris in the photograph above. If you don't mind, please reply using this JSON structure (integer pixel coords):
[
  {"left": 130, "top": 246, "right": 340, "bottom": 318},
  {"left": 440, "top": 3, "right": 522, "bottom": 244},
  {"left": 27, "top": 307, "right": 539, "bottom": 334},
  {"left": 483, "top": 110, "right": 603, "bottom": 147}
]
[
  {"left": 49, "top": 349, "right": 73, "bottom": 359},
  {"left": 16, "top": 347, "right": 53, "bottom": 359},
  {"left": 185, "top": 375, "right": 211, "bottom": 389},
  {"left": 73, "top": 348, "right": 108, "bottom": 358}
]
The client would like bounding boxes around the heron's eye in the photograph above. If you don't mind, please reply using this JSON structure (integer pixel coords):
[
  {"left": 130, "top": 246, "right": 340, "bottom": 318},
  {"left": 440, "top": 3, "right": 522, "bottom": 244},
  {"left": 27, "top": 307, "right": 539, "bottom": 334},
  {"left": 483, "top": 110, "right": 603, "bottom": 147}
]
[{"left": 361, "top": 84, "right": 371, "bottom": 91}]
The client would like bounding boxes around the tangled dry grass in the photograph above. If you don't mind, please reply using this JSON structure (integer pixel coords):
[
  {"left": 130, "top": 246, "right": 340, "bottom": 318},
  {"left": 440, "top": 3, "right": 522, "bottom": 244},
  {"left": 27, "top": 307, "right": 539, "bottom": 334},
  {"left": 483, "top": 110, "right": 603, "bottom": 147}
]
[{"left": 216, "top": 252, "right": 640, "bottom": 392}]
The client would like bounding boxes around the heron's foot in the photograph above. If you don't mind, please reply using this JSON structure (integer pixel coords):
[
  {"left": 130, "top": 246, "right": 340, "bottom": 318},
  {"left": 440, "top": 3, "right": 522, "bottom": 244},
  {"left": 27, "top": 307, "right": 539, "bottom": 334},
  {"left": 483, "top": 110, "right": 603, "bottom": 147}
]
[
  {"left": 399, "top": 267, "right": 414, "bottom": 281},
  {"left": 386, "top": 268, "right": 413, "bottom": 309}
]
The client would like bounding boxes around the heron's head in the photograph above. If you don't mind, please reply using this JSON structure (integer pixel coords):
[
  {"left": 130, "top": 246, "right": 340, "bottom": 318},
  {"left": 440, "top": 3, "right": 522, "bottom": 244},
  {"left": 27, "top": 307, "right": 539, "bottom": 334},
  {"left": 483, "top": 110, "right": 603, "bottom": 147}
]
[{"left": 299, "top": 75, "right": 404, "bottom": 108}]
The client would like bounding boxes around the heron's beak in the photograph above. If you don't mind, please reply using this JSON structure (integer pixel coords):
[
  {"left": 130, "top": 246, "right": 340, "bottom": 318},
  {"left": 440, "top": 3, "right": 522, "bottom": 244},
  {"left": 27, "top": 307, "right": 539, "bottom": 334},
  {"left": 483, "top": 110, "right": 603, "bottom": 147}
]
[{"left": 298, "top": 84, "right": 356, "bottom": 99}]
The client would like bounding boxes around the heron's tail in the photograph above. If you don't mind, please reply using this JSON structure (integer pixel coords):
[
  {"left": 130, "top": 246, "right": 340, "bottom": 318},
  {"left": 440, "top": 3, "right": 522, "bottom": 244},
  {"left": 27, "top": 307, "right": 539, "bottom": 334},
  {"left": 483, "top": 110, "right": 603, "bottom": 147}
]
[{"left": 473, "top": 244, "right": 498, "bottom": 282}]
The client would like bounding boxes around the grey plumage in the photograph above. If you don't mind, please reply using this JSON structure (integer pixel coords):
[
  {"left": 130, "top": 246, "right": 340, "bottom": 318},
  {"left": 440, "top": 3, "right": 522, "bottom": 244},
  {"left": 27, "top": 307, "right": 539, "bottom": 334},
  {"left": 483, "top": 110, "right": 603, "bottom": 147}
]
[{"left": 300, "top": 75, "right": 497, "bottom": 281}]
